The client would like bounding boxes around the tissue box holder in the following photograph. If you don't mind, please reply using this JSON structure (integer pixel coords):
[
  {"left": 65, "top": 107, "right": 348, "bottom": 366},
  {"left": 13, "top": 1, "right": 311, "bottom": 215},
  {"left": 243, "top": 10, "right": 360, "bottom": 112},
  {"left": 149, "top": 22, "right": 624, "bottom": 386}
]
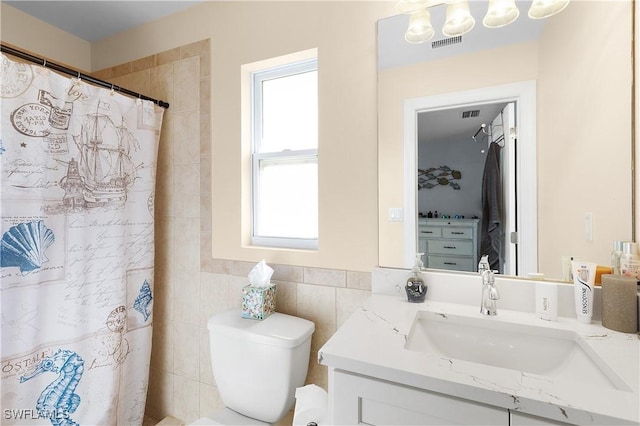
[{"left": 242, "top": 284, "right": 276, "bottom": 320}]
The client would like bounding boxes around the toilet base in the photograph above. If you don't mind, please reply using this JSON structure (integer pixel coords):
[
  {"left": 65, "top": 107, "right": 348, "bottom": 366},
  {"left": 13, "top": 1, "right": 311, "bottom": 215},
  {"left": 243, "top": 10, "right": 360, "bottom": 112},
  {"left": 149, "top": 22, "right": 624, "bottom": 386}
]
[{"left": 189, "top": 408, "right": 271, "bottom": 426}]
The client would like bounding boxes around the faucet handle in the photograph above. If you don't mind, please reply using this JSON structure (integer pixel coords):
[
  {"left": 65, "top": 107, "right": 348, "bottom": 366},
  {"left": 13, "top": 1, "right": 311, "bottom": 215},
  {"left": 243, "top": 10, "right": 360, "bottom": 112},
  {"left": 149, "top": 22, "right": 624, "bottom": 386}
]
[
  {"left": 487, "top": 270, "right": 500, "bottom": 300},
  {"left": 488, "top": 283, "right": 500, "bottom": 300}
]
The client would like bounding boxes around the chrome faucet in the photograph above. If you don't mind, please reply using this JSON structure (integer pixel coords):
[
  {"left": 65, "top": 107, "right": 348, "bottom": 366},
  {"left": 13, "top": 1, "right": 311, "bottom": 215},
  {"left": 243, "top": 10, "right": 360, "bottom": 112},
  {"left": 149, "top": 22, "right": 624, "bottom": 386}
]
[{"left": 480, "top": 269, "right": 500, "bottom": 316}]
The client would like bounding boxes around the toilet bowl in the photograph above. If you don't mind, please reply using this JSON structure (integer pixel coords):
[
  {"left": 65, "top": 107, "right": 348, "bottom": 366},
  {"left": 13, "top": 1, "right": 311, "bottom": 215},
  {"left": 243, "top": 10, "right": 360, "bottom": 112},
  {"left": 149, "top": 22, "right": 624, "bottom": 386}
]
[{"left": 193, "top": 308, "right": 314, "bottom": 425}]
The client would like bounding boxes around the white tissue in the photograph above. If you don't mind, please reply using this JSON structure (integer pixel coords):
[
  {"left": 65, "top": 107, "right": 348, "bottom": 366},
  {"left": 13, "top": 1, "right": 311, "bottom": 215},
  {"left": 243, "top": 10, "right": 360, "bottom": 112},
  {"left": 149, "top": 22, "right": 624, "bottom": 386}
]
[
  {"left": 248, "top": 260, "right": 274, "bottom": 288},
  {"left": 293, "top": 384, "right": 328, "bottom": 426}
]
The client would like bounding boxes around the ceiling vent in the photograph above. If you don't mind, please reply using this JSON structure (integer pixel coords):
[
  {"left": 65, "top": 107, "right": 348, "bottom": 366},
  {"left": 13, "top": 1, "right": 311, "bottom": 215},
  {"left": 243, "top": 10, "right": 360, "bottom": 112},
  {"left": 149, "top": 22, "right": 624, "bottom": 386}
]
[
  {"left": 432, "top": 35, "right": 462, "bottom": 49},
  {"left": 460, "top": 110, "right": 480, "bottom": 119}
]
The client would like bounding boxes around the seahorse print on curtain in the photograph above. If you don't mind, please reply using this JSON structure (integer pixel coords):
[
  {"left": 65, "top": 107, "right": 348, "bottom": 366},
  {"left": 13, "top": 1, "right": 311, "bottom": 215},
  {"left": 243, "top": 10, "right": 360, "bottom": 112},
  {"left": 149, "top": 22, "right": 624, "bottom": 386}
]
[{"left": 0, "top": 52, "right": 164, "bottom": 425}]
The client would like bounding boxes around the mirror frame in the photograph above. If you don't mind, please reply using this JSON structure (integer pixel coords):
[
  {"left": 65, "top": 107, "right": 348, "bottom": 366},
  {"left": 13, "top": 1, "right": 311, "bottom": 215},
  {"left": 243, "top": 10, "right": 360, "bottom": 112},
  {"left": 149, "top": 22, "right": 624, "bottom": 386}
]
[{"left": 402, "top": 81, "right": 538, "bottom": 274}]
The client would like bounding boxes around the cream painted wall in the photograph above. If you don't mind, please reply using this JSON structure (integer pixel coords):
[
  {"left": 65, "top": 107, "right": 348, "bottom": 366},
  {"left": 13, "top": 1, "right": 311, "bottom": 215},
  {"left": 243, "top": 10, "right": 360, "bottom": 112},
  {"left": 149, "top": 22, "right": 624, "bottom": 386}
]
[
  {"left": 378, "top": 1, "right": 633, "bottom": 278},
  {"left": 537, "top": 0, "right": 632, "bottom": 278},
  {"left": 0, "top": 3, "right": 91, "bottom": 71},
  {"left": 91, "top": 1, "right": 396, "bottom": 272}
]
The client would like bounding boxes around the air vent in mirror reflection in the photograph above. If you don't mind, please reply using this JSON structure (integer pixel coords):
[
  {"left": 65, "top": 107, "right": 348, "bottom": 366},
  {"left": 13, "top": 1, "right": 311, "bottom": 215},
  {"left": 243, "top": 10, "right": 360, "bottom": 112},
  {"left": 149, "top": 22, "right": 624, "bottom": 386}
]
[{"left": 460, "top": 110, "right": 480, "bottom": 119}]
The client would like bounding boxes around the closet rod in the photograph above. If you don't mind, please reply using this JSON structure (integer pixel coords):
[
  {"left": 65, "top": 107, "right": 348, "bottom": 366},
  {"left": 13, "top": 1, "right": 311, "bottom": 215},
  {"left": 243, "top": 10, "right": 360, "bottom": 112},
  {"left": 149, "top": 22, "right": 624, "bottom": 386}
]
[
  {"left": 472, "top": 123, "right": 487, "bottom": 141},
  {"left": 1, "top": 44, "right": 170, "bottom": 109}
]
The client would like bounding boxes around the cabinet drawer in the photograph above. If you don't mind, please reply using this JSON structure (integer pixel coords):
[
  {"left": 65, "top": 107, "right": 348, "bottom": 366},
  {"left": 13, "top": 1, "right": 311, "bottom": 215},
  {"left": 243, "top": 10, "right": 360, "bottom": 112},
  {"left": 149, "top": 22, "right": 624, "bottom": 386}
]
[
  {"left": 428, "top": 239, "right": 473, "bottom": 256},
  {"left": 419, "top": 226, "right": 441, "bottom": 238},
  {"left": 428, "top": 255, "right": 475, "bottom": 271},
  {"left": 443, "top": 227, "right": 473, "bottom": 239}
]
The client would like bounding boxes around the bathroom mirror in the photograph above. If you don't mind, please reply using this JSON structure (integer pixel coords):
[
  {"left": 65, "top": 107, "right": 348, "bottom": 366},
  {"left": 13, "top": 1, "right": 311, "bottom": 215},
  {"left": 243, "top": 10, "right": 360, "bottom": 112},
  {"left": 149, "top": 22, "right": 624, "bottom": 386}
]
[{"left": 378, "top": 0, "right": 634, "bottom": 280}]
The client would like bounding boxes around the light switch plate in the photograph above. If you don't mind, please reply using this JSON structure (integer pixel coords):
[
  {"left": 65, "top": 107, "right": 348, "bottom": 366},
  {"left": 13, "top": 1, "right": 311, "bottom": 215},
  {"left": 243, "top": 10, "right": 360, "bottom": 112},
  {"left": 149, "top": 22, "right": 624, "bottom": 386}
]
[
  {"left": 584, "top": 212, "right": 592, "bottom": 241},
  {"left": 389, "top": 208, "right": 403, "bottom": 222}
]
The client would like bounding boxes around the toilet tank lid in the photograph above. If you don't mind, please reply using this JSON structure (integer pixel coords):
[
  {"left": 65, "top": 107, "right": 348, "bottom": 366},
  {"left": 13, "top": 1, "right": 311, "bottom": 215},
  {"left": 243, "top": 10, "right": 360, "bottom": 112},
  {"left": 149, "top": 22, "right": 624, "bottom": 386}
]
[{"left": 208, "top": 309, "right": 315, "bottom": 348}]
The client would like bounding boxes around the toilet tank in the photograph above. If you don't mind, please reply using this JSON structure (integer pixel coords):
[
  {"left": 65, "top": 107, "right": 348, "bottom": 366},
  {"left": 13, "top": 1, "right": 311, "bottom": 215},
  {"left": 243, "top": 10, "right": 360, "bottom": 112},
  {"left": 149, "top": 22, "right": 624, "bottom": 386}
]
[{"left": 207, "top": 309, "right": 315, "bottom": 423}]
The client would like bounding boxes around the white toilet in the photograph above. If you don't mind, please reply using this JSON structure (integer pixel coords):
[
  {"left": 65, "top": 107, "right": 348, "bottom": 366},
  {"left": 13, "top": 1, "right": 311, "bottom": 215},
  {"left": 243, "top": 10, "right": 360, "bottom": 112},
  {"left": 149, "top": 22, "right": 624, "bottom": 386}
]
[{"left": 193, "top": 308, "right": 315, "bottom": 425}]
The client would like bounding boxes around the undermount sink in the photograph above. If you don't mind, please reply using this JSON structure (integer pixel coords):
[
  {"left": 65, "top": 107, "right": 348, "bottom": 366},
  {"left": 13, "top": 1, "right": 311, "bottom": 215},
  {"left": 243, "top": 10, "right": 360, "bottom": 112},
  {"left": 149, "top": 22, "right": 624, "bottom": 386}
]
[{"left": 405, "top": 310, "right": 630, "bottom": 391}]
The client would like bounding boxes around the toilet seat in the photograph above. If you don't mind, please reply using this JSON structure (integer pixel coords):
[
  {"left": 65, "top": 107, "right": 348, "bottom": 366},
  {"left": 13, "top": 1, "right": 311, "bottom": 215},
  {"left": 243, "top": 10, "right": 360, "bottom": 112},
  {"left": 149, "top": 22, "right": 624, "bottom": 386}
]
[{"left": 190, "top": 408, "right": 271, "bottom": 426}]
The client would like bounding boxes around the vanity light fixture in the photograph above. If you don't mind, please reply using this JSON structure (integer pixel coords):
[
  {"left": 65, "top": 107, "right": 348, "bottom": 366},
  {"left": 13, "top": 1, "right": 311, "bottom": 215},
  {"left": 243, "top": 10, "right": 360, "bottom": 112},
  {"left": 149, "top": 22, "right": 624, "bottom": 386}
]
[
  {"left": 405, "top": 8, "right": 436, "bottom": 43},
  {"left": 483, "top": 0, "right": 520, "bottom": 28},
  {"left": 396, "top": 0, "right": 443, "bottom": 14},
  {"left": 397, "top": 0, "right": 570, "bottom": 43},
  {"left": 528, "top": 0, "right": 570, "bottom": 19},
  {"left": 443, "top": 0, "right": 475, "bottom": 36}
]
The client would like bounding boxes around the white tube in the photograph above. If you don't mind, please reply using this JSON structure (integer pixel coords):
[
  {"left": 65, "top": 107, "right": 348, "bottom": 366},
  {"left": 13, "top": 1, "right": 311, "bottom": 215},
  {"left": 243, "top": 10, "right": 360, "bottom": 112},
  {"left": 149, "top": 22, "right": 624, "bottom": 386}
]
[{"left": 571, "top": 260, "right": 597, "bottom": 324}]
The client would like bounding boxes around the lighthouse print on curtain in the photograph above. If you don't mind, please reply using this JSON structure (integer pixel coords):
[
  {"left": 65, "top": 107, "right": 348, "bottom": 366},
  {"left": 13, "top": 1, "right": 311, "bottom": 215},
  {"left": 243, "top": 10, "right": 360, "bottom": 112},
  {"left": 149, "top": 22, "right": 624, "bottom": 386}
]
[{"left": 0, "top": 53, "right": 164, "bottom": 425}]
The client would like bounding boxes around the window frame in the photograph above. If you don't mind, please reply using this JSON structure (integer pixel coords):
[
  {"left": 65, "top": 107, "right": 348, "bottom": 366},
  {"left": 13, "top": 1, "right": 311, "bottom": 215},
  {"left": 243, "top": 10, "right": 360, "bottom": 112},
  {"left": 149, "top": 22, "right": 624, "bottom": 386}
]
[{"left": 251, "top": 58, "right": 318, "bottom": 250}]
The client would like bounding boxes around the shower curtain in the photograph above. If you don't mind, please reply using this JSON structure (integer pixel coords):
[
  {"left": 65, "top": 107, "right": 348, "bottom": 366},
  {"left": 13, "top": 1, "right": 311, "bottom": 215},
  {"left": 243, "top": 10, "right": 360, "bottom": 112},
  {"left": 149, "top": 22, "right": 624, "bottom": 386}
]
[{"left": 0, "top": 53, "right": 163, "bottom": 425}]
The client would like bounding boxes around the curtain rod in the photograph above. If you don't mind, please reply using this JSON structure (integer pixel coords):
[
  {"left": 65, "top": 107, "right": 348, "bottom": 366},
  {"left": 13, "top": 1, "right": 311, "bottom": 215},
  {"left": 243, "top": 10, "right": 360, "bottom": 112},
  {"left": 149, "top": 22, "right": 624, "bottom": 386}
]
[{"left": 1, "top": 44, "right": 170, "bottom": 109}]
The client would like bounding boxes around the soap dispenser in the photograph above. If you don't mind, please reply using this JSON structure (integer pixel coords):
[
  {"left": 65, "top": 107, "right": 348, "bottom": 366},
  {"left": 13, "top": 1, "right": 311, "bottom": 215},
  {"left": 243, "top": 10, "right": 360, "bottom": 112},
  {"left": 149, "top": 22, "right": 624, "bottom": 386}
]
[{"left": 405, "top": 253, "right": 427, "bottom": 303}]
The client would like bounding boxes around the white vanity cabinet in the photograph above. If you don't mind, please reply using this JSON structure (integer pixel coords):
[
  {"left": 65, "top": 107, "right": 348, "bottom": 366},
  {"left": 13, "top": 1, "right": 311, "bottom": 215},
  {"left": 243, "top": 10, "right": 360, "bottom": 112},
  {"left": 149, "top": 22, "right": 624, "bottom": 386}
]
[
  {"left": 329, "top": 369, "right": 508, "bottom": 425},
  {"left": 328, "top": 369, "right": 576, "bottom": 426},
  {"left": 418, "top": 218, "right": 479, "bottom": 271}
]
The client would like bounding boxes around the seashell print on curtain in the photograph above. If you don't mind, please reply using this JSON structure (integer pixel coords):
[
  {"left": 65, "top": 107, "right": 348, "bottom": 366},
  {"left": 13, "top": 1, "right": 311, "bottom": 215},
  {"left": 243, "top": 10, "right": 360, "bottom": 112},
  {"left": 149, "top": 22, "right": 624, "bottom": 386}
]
[{"left": 0, "top": 52, "right": 164, "bottom": 425}]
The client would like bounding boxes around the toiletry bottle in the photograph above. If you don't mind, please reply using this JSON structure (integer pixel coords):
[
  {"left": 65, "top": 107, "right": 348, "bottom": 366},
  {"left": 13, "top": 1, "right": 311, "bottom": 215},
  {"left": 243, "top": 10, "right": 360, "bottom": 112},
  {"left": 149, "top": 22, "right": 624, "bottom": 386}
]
[
  {"left": 434, "top": 210, "right": 439, "bottom": 218},
  {"left": 427, "top": 211, "right": 433, "bottom": 218},
  {"left": 620, "top": 242, "right": 640, "bottom": 280},
  {"left": 571, "top": 260, "right": 597, "bottom": 324},
  {"left": 611, "top": 240, "right": 624, "bottom": 275},
  {"left": 535, "top": 281, "right": 558, "bottom": 321},
  {"left": 405, "top": 253, "right": 427, "bottom": 303}
]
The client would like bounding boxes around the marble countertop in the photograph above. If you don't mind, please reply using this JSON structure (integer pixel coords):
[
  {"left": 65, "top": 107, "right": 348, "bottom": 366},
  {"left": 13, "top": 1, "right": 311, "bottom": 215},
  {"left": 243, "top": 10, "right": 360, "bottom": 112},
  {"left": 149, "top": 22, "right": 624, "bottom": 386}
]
[{"left": 319, "top": 294, "right": 640, "bottom": 425}]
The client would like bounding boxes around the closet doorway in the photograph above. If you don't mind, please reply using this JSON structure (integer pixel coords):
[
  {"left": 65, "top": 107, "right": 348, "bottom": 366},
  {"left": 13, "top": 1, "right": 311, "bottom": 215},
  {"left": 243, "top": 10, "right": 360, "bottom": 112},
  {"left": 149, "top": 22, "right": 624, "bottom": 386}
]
[{"left": 402, "top": 81, "right": 537, "bottom": 277}]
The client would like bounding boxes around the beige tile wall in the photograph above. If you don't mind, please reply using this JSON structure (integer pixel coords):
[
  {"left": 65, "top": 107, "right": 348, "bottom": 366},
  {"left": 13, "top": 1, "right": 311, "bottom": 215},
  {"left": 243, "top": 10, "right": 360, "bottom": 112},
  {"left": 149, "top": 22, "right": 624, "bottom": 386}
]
[{"left": 93, "top": 39, "right": 372, "bottom": 424}]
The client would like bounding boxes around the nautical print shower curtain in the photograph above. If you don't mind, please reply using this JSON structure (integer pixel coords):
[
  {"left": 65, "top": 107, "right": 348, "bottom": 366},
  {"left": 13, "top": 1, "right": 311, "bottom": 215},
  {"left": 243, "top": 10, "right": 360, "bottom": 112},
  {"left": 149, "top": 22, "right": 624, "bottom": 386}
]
[{"left": 0, "top": 53, "right": 163, "bottom": 425}]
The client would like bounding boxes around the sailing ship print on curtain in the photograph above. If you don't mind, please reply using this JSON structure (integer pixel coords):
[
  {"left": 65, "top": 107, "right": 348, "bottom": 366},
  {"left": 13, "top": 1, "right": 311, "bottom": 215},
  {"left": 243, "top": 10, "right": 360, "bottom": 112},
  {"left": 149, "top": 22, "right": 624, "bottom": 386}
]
[{"left": 0, "top": 52, "right": 164, "bottom": 425}]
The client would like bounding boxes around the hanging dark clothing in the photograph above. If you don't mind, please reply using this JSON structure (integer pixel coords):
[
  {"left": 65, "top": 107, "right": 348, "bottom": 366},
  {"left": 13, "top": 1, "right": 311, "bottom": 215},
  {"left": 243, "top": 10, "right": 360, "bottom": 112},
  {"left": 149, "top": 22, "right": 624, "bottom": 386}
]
[{"left": 480, "top": 142, "right": 503, "bottom": 273}]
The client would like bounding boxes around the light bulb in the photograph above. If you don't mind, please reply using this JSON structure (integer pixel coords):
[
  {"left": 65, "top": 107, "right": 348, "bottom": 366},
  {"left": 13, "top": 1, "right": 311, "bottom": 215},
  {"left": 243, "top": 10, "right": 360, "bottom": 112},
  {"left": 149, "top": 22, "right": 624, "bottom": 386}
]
[
  {"left": 483, "top": 0, "right": 520, "bottom": 28},
  {"left": 404, "top": 9, "right": 435, "bottom": 44},
  {"left": 443, "top": 0, "right": 475, "bottom": 37},
  {"left": 528, "top": 0, "right": 570, "bottom": 19},
  {"left": 396, "top": 0, "right": 432, "bottom": 14}
]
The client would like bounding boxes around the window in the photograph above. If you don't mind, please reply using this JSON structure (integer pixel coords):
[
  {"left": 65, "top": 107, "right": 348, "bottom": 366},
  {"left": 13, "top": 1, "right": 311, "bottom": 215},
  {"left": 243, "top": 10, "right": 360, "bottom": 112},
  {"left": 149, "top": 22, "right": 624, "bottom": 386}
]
[{"left": 251, "top": 58, "right": 318, "bottom": 249}]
